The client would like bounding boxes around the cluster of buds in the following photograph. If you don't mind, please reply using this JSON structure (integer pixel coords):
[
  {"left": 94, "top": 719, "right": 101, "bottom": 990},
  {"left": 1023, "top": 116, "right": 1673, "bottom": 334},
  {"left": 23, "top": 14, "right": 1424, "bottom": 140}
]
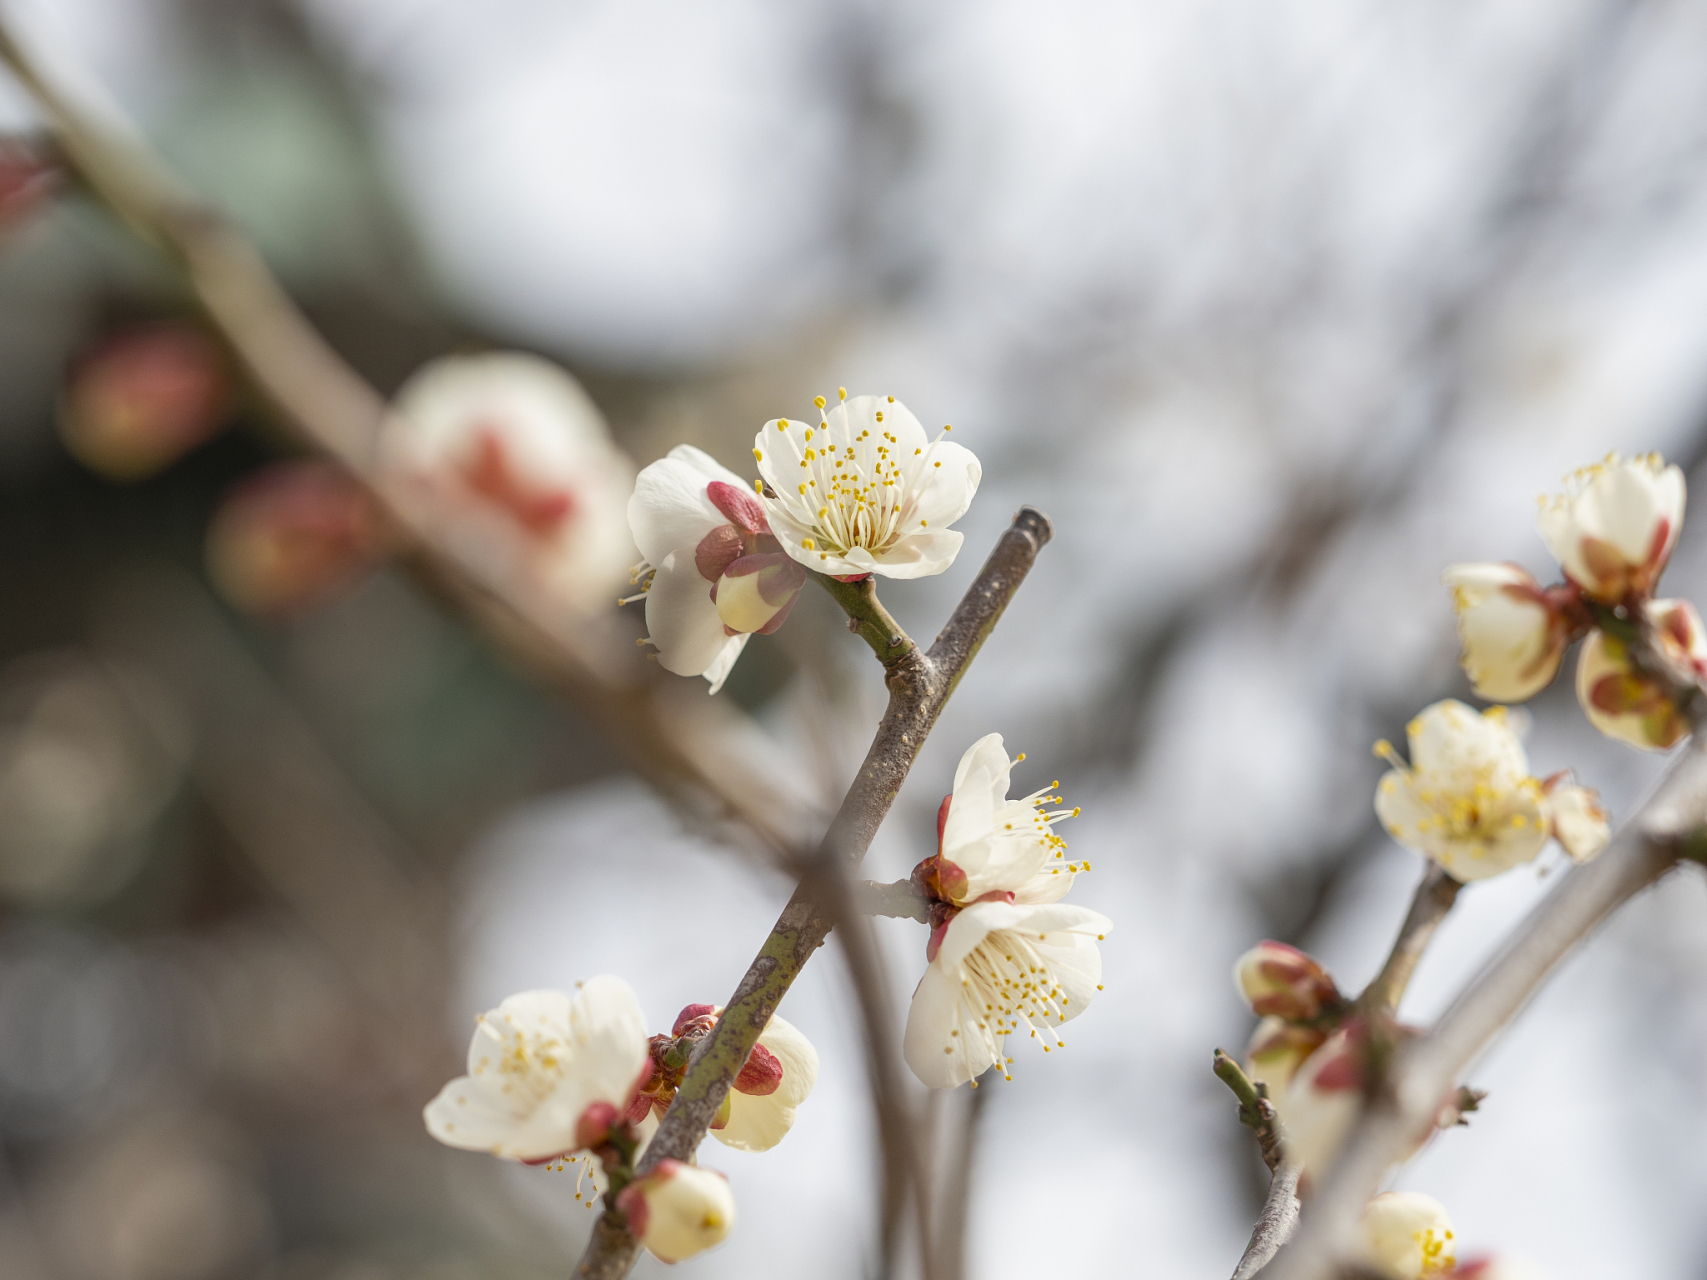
[
  {"left": 625, "top": 389, "right": 981, "bottom": 693},
  {"left": 625, "top": 1002, "right": 819, "bottom": 1153},
  {"left": 1448, "top": 452, "right": 1703, "bottom": 750}
]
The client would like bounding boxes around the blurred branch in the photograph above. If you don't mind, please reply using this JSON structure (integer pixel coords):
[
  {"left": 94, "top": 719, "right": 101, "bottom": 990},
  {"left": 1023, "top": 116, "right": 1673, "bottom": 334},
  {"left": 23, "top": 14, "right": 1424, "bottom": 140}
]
[
  {"left": 1257, "top": 728, "right": 1707, "bottom": 1280},
  {"left": 1356, "top": 865, "right": 1462, "bottom": 1016},
  {"left": 858, "top": 877, "right": 930, "bottom": 922},
  {"left": 933, "top": 1067, "right": 992, "bottom": 1280},
  {"left": 1231, "top": 1162, "right": 1301, "bottom": 1280},
  {"left": 575, "top": 508, "right": 1053, "bottom": 1279}
]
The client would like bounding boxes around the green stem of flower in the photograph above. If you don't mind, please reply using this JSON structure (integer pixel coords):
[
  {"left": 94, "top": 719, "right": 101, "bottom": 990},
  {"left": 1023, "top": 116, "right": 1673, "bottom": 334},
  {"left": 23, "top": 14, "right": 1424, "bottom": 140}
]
[
  {"left": 1212, "top": 1048, "right": 1285, "bottom": 1174},
  {"left": 813, "top": 573, "right": 915, "bottom": 667}
]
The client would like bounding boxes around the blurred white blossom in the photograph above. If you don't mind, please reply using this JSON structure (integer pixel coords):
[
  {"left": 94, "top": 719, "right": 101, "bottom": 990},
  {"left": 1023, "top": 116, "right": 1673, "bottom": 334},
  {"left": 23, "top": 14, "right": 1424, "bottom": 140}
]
[
  {"left": 1358, "top": 1191, "right": 1456, "bottom": 1279},
  {"left": 1537, "top": 453, "right": 1685, "bottom": 604}
]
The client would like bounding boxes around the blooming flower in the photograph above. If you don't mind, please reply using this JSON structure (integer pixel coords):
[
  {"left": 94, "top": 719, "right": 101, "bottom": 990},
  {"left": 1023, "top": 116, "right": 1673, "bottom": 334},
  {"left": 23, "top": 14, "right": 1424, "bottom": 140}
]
[
  {"left": 615, "top": 1159, "right": 735, "bottom": 1263},
  {"left": 1358, "top": 1192, "right": 1456, "bottom": 1278},
  {"left": 625, "top": 445, "right": 807, "bottom": 693},
  {"left": 206, "top": 461, "right": 386, "bottom": 616},
  {"left": 423, "top": 977, "right": 648, "bottom": 1163},
  {"left": 754, "top": 390, "right": 981, "bottom": 579},
  {"left": 628, "top": 1003, "right": 819, "bottom": 1152},
  {"left": 59, "top": 323, "right": 232, "bottom": 481},
  {"left": 1373, "top": 700, "right": 1609, "bottom": 881},
  {"left": 1536, "top": 452, "right": 1685, "bottom": 603},
  {"left": 1441, "top": 563, "right": 1584, "bottom": 702},
  {"left": 902, "top": 734, "right": 1109, "bottom": 1089},
  {"left": 1234, "top": 941, "right": 1342, "bottom": 1023},
  {"left": 382, "top": 352, "right": 636, "bottom": 614},
  {"left": 1575, "top": 598, "right": 1707, "bottom": 751}
]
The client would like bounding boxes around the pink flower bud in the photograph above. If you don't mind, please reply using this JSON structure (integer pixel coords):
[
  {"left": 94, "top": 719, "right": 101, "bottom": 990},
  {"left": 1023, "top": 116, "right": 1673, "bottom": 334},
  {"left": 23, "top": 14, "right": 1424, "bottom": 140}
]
[
  {"left": 1442, "top": 563, "right": 1583, "bottom": 702},
  {"left": 206, "top": 461, "right": 386, "bottom": 617},
  {"left": 672, "top": 1003, "right": 718, "bottom": 1037},
  {"left": 733, "top": 1042, "right": 783, "bottom": 1096},
  {"left": 0, "top": 140, "right": 55, "bottom": 233},
  {"left": 1233, "top": 941, "right": 1341, "bottom": 1022},
  {"left": 574, "top": 1100, "right": 621, "bottom": 1152},
  {"left": 59, "top": 323, "right": 232, "bottom": 481},
  {"left": 616, "top": 1159, "right": 735, "bottom": 1262},
  {"left": 1538, "top": 452, "right": 1685, "bottom": 603},
  {"left": 1575, "top": 598, "right": 1706, "bottom": 751}
]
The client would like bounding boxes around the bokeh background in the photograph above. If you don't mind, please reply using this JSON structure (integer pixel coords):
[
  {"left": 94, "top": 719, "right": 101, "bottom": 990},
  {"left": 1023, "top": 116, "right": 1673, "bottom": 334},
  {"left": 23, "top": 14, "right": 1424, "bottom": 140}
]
[{"left": 3, "top": 1, "right": 1707, "bottom": 1277}]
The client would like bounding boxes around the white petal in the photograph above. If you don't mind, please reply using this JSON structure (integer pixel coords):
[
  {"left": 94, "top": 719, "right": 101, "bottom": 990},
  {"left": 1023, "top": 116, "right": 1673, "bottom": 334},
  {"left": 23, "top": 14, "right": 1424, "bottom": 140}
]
[
  {"left": 937, "top": 900, "right": 1110, "bottom": 971},
  {"left": 712, "top": 1091, "right": 796, "bottom": 1152},
  {"left": 755, "top": 1014, "right": 819, "bottom": 1108},
  {"left": 904, "top": 440, "right": 982, "bottom": 530},
  {"left": 862, "top": 530, "right": 966, "bottom": 580},
  {"left": 628, "top": 446, "right": 746, "bottom": 566},
  {"left": 700, "top": 633, "right": 750, "bottom": 695},
  {"left": 644, "top": 552, "right": 734, "bottom": 680},
  {"left": 952, "top": 733, "right": 1010, "bottom": 795},
  {"left": 903, "top": 958, "right": 996, "bottom": 1089}
]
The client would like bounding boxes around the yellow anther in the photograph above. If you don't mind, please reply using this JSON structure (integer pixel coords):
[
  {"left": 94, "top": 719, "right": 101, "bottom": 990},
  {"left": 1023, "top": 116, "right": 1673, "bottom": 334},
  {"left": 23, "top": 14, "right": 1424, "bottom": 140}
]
[
  {"left": 813, "top": 395, "right": 826, "bottom": 409},
  {"left": 802, "top": 538, "right": 815, "bottom": 550},
  {"left": 753, "top": 448, "right": 763, "bottom": 461},
  {"left": 838, "top": 386, "right": 847, "bottom": 400}
]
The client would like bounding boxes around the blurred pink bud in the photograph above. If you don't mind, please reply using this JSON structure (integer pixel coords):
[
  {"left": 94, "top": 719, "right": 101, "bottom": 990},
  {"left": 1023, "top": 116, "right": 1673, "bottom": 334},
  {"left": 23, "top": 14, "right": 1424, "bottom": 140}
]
[
  {"left": 1233, "top": 941, "right": 1341, "bottom": 1022},
  {"left": 206, "top": 461, "right": 386, "bottom": 617},
  {"left": 1442, "top": 563, "right": 1585, "bottom": 702},
  {"left": 615, "top": 1159, "right": 735, "bottom": 1262},
  {"left": 0, "top": 139, "right": 55, "bottom": 232},
  {"left": 1452, "top": 1256, "right": 1553, "bottom": 1280},
  {"left": 1537, "top": 452, "right": 1685, "bottom": 603},
  {"left": 59, "top": 323, "right": 232, "bottom": 480},
  {"left": 1575, "top": 598, "right": 1706, "bottom": 751}
]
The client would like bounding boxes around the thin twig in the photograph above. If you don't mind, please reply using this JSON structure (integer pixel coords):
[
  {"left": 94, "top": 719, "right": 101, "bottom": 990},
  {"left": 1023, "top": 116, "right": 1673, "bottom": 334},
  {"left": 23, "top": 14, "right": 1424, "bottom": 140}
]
[
  {"left": 1356, "top": 864, "right": 1462, "bottom": 1015},
  {"left": 858, "top": 877, "right": 931, "bottom": 922},
  {"left": 1256, "top": 734, "right": 1707, "bottom": 1280},
  {"left": 573, "top": 509, "right": 1053, "bottom": 1279},
  {"left": 934, "top": 1066, "right": 992, "bottom": 1280},
  {"left": 1212, "top": 1049, "right": 1285, "bottom": 1175},
  {"left": 1231, "top": 1163, "right": 1301, "bottom": 1280}
]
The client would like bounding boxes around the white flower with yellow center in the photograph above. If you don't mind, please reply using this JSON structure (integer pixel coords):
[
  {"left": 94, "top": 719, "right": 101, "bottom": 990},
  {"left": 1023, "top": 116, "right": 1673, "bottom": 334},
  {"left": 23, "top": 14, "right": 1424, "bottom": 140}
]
[
  {"left": 1359, "top": 1192, "right": 1457, "bottom": 1278},
  {"left": 754, "top": 390, "right": 981, "bottom": 579},
  {"left": 1441, "top": 563, "right": 1581, "bottom": 702},
  {"left": 902, "top": 734, "right": 1108, "bottom": 1089},
  {"left": 1537, "top": 451, "right": 1685, "bottom": 603},
  {"left": 1373, "top": 700, "right": 1608, "bottom": 881},
  {"left": 423, "top": 976, "right": 648, "bottom": 1164}
]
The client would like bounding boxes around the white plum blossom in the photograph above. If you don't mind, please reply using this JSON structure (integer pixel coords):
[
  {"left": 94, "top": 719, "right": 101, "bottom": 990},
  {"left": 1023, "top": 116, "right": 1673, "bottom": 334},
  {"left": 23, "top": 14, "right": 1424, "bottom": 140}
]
[
  {"left": 625, "top": 445, "right": 807, "bottom": 693},
  {"left": 1576, "top": 597, "right": 1707, "bottom": 752},
  {"left": 615, "top": 1158, "right": 736, "bottom": 1263},
  {"left": 754, "top": 390, "right": 981, "bottom": 579},
  {"left": 1537, "top": 452, "right": 1685, "bottom": 603},
  {"left": 1374, "top": 700, "right": 1609, "bottom": 881},
  {"left": 381, "top": 352, "right": 636, "bottom": 612},
  {"left": 1358, "top": 1192, "right": 1457, "bottom": 1278},
  {"left": 902, "top": 734, "right": 1108, "bottom": 1089},
  {"left": 629, "top": 1003, "right": 819, "bottom": 1153},
  {"left": 423, "top": 976, "right": 648, "bottom": 1164},
  {"left": 1442, "top": 563, "right": 1580, "bottom": 702}
]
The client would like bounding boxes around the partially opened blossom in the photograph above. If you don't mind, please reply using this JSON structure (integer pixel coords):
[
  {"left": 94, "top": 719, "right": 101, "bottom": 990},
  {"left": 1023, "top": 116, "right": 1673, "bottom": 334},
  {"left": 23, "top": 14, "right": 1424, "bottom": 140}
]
[
  {"left": 755, "top": 390, "right": 981, "bottom": 579},
  {"left": 382, "top": 352, "right": 635, "bottom": 613},
  {"left": 1234, "top": 941, "right": 1341, "bottom": 1023},
  {"left": 625, "top": 446, "right": 807, "bottom": 693},
  {"left": 1442, "top": 563, "right": 1583, "bottom": 702},
  {"left": 903, "top": 734, "right": 1108, "bottom": 1088},
  {"left": 628, "top": 1003, "right": 818, "bottom": 1152},
  {"left": 1537, "top": 452, "right": 1684, "bottom": 603},
  {"left": 1374, "top": 700, "right": 1608, "bottom": 881},
  {"left": 1359, "top": 1192, "right": 1456, "bottom": 1278},
  {"left": 1575, "top": 598, "right": 1707, "bottom": 751},
  {"left": 423, "top": 976, "right": 648, "bottom": 1164},
  {"left": 59, "top": 323, "right": 232, "bottom": 481},
  {"left": 615, "top": 1159, "right": 735, "bottom": 1263},
  {"left": 206, "top": 461, "right": 387, "bottom": 617},
  {"left": 1245, "top": 1017, "right": 1328, "bottom": 1093}
]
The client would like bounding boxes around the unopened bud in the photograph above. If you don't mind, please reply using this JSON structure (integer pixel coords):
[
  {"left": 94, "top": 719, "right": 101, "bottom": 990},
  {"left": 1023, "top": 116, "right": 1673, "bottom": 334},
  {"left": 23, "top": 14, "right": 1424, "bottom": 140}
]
[
  {"left": 1358, "top": 1192, "right": 1455, "bottom": 1279},
  {"left": 1574, "top": 598, "right": 1706, "bottom": 751},
  {"left": 1442, "top": 563, "right": 1581, "bottom": 701},
  {"left": 59, "top": 323, "right": 232, "bottom": 481},
  {"left": 713, "top": 552, "right": 807, "bottom": 635},
  {"left": 206, "top": 461, "right": 385, "bottom": 616},
  {"left": 615, "top": 1159, "right": 735, "bottom": 1262},
  {"left": 1233, "top": 941, "right": 1341, "bottom": 1022},
  {"left": 1245, "top": 1016, "right": 1327, "bottom": 1093}
]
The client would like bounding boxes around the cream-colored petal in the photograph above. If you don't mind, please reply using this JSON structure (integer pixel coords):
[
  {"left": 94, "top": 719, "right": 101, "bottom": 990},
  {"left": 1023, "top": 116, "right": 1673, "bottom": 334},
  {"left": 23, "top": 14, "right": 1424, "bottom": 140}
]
[
  {"left": 628, "top": 446, "right": 745, "bottom": 566},
  {"left": 644, "top": 551, "right": 736, "bottom": 681},
  {"left": 902, "top": 956, "right": 995, "bottom": 1089}
]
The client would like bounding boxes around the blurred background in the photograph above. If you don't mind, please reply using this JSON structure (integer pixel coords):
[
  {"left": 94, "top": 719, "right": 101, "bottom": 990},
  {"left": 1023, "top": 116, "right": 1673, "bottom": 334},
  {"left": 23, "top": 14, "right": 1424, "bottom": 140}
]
[{"left": 2, "top": 1, "right": 1707, "bottom": 1277}]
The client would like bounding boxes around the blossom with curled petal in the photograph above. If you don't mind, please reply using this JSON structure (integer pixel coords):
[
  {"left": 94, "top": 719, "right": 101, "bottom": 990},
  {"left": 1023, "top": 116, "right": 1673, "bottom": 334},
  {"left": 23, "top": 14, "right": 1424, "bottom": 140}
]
[
  {"left": 1442, "top": 563, "right": 1585, "bottom": 702},
  {"left": 903, "top": 734, "right": 1108, "bottom": 1088},
  {"left": 1576, "top": 597, "right": 1707, "bottom": 751},
  {"left": 1359, "top": 1192, "right": 1456, "bottom": 1278},
  {"left": 382, "top": 351, "right": 636, "bottom": 613},
  {"left": 423, "top": 976, "right": 648, "bottom": 1164},
  {"left": 754, "top": 389, "right": 980, "bottom": 579},
  {"left": 625, "top": 446, "right": 806, "bottom": 693},
  {"left": 627, "top": 1003, "right": 818, "bottom": 1152},
  {"left": 1537, "top": 452, "right": 1684, "bottom": 604},
  {"left": 615, "top": 1159, "right": 735, "bottom": 1263},
  {"left": 1374, "top": 700, "right": 1609, "bottom": 881}
]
